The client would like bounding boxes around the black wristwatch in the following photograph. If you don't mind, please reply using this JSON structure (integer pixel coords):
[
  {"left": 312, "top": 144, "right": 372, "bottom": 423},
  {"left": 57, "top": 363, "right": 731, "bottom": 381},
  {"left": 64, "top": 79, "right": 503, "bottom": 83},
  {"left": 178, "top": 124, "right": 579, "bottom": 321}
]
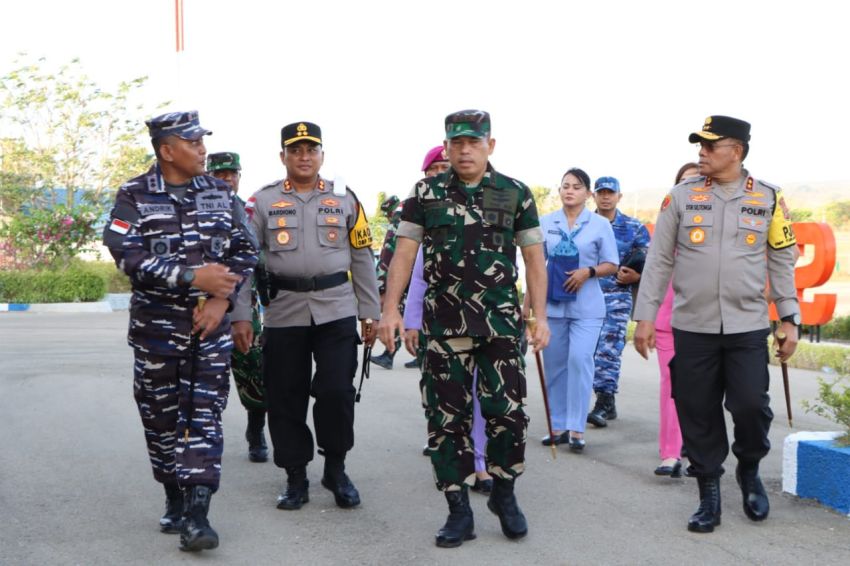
[
  {"left": 180, "top": 268, "right": 196, "bottom": 287},
  {"left": 587, "top": 266, "right": 596, "bottom": 278},
  {"left": 781, "top": 313, "right": 801, "bottom": 326}
]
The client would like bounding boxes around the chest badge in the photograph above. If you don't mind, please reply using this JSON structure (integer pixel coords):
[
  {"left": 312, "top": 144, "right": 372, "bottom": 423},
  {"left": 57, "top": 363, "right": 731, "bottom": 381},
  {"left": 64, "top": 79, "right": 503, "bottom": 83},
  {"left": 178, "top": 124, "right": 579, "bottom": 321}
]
[
  {"left": 277, "top": 231, "right": 291, "bottom": 245},
  {"left": 325, "top": 216, "right": 340, "bottom": 225},
  {"left": 322, "top": 198, "right": 340, "bottom": 207},
  {"left": 690, "top": 195, "right": 711, "bottom": 202},
  {"left": 745, "top": 233, "right": 757, "bottom": 246},
  {"left": 689, "top": 227, "right": 706, "bottom": 244},
  {"left": 272, "top": 200, "right": 295, "bottom": 208},
  {"left": 693, "top": 215, "right": 704, "bottom": 224},
  {"left": 327, "top": 229, "right": 339, "bottom": 242},
  {"left": 277, "top": 218, "right": 287, "bottom": 227}
]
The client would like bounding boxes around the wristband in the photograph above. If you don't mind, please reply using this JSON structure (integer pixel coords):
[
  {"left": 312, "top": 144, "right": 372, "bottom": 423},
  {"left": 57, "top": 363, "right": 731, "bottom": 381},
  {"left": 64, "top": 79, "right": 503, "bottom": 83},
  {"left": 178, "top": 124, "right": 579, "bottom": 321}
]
[{"left": 587, "top": 266, "right": 596, "bottom": 278}]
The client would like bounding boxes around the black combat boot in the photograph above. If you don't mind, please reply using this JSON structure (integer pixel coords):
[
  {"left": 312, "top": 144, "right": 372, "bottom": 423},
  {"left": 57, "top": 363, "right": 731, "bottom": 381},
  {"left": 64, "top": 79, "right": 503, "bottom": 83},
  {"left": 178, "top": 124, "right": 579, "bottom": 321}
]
[
  {"left": 587, "top": 392, "right": 612, "bottom": 428},
  {"left": 321, "top": 456, "right": 361, "bottom": 508},
  {"left": 487, "top": 477, "right": 528, "bottom": 539},
  {"left": 245, "top": 409, "right": 268, "bottom": 463},
  {"left": 603, "top": 392, "right": 617, "bottom": 420},
  {"left": 687, "top": 476, "right": 722, "bottom": 533},
  {"left": 277, "top": 466, "right": 309, "bottom": 510},
  {"left": 159, "top": 482, "right": 183, "bottom": 534},
  {"left": 179, "top": 485, "right": 219, "bottom": 551},
  {"left": 736, "top": 461, "right": 769, "bottom": 521},
  {"left": 435, "top": 488, "right": 476, "bottom": 548}
]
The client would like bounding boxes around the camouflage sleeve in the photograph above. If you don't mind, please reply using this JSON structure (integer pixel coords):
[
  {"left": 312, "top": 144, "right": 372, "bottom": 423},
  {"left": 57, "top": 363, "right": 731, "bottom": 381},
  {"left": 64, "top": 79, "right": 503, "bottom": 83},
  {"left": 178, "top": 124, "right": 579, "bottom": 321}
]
[
  {"left": 102, "top": 184, "right": 187, "bottom": 288},
  {"left": 233, "top": 192, "right": 265, "bottom": 321},
  {"left": 375, "top": 221, "right": 399, "bottom": 294},
  {"left": 634, "top": 221, "right": 651, "bottom": 252},
  {"left": 396, "top": 187, "right": 425, "bottom": 242},
  {"left": 224, "top": 192, "right": 260, "bottom": 308},
  {"left": 515, "top": 184, "right": 543, "bottom": 247}
]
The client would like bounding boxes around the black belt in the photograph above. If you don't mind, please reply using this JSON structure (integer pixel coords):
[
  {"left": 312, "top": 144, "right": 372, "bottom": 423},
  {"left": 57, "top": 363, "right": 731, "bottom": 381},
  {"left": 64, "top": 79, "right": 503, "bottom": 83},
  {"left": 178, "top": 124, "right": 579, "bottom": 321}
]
[{"left": 269, "top": 271, "right": 348, "bottom": 292}]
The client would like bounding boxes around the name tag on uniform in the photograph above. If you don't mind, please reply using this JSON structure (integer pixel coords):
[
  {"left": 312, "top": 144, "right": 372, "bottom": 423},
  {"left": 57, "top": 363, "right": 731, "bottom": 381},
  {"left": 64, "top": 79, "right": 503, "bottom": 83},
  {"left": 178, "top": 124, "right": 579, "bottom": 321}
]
[
  {"left": 196, "top": 190, "right": 230, "bottom": 212},
  {"left": 138, "top": 203, "right": 176, "bottom": 216}
]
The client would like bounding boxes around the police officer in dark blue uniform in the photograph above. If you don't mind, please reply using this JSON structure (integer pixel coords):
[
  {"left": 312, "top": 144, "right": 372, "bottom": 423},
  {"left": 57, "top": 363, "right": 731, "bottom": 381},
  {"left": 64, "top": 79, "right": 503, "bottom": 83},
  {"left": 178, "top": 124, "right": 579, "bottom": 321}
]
[{"left": 103, "top": 111, "right": 258, "bottom": 552}]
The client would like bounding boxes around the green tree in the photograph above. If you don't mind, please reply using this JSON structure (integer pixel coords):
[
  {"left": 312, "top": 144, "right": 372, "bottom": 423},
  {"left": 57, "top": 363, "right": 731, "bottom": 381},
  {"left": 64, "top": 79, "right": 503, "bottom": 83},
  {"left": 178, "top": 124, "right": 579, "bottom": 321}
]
[
  {"left": 824, "top": 201, "right": 850, "bottom": 228},
  {"left": 531, "top": 185, "right": 560, "bottom": 215},
  {"left": 0, "top": 55, "right": 162, "bottom": 269},
  {"left": 790, "top": 208, "right": 814, "bottom": 222}
]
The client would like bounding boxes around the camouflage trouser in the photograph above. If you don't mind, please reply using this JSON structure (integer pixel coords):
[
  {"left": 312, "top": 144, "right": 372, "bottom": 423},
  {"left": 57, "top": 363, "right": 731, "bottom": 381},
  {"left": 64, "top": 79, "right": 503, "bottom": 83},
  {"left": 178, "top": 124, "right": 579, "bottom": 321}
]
[
  {"left": 133, "top": 348, "right": 230, "bottom": 490},
  {"left": 421, "top": 335, "right": 528, "bottom": 491},
  {"left": 231, "top": 307, "right": 265, "bottom": 410},
  {"left": 593, "top": 303, "right": 631, "bottom": 394}
]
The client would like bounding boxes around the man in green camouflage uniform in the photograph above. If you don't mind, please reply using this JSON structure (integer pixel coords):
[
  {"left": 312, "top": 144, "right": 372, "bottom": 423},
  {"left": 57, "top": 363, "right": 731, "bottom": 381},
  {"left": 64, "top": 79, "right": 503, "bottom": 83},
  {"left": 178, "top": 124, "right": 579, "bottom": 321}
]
[
  {"left": 207, "top": 152, "right": 268, "bottom": 463},
  {"left": 370, "top": 195, "right": 405, "bottom": 369},
  {"left": 378, "top": 110, "right": 550, "bottom": 548}
]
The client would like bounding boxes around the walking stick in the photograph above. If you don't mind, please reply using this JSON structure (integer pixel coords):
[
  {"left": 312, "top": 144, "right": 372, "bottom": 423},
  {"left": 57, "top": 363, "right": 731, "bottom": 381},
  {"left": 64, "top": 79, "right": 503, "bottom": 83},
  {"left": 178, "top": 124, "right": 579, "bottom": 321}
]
[
  {"left": 525, "top": 310, "right": 556, "bottom": 459},
  {"left": 185, "top": 296, "right": 206, "bottom": 442},
  {"left": 775, "top": 330, "right": 793, "bottom": 427},
  {"left": 355, "top": 319, "right": 374, "bottom": 403}
]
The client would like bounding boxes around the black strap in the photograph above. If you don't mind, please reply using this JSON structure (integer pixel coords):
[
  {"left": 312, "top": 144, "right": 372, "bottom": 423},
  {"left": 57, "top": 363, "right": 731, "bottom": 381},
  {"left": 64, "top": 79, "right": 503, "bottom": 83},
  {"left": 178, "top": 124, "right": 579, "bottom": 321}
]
[
  {"left": 270, "top": 271, "right": 348, "bottom": 292},
  {"left": 355, "top": 344, "right": 372, "bottom": 403}
]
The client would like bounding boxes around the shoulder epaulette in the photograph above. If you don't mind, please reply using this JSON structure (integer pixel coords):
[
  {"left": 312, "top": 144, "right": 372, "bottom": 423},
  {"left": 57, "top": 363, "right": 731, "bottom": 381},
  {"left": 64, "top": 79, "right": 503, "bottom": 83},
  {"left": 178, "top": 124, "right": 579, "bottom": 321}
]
[{"left": 755, "top": 179, "right": 781, "bottom": 192}]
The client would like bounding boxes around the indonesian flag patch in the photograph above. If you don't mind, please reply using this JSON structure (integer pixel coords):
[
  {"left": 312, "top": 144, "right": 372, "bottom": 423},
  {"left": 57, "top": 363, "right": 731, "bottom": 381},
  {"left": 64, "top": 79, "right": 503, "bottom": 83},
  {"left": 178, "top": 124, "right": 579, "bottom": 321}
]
[{"left": 109, "top": 218, "right": 131, "bottom": 235}]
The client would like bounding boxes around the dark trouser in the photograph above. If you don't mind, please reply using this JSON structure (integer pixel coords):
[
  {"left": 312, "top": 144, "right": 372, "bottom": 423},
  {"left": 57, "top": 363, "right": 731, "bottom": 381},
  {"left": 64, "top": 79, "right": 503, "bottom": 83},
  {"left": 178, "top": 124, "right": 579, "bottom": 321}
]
[
  {"left": 133, "top": 350, "right": 230, "bottom": 490},
  {"left": 671, "top": 328, "right": 773, "bottom": 478},
  {"left": 263, "top": 317, "right": 359, "bottom": 469}
]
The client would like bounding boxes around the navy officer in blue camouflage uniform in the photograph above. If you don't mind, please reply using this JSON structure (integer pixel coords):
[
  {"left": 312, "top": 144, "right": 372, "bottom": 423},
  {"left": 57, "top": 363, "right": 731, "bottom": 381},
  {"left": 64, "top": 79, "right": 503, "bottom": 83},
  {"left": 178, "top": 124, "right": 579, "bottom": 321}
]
[
  {"left": 587, "top": 176, "right": 650, "bottom": 428},
  {"left": 236, "top": 121, "right": 381, "bottom": 511},
  {"left": 103, "top": 111, "right": 258, "bottom": 552}
]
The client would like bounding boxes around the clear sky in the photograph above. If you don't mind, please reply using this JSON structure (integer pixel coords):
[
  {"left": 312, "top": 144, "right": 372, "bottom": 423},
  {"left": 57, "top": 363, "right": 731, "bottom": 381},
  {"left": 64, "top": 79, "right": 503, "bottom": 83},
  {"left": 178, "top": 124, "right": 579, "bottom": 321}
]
[{"left": 2, "top": 0, "right": 848, "bottom": 212}]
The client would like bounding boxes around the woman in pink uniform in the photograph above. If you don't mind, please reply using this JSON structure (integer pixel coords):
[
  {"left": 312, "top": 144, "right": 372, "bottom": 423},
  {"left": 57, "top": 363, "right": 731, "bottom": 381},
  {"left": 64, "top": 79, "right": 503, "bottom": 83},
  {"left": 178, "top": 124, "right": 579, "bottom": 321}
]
[{"left": 654, "top": 162, "right": 699, "bottom": 478}]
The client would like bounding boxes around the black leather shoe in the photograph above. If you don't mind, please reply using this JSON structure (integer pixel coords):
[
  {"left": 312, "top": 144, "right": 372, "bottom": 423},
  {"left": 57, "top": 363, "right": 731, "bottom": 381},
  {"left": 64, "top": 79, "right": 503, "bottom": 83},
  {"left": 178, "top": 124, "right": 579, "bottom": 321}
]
[
  {"left": 246, "top": 430, "right": 268, "bottom": 463},
  {"left": 277, "top": 479, "right": 309, "bottom": 510},
  {"left": 487, "top": 478, "right": 528, "bottom": 539},
  {"left": 541, "top": 432, "right": 569, "bottom": 446},
  {"left": 654, "top": 460, "right": 683, "bottom": 478},
  {"left": 687, "top": 476, "right": 722, "bottom": 533},
  {"left": 404, "top": 359, "right": 420, "bottom": 369},
  {"left": 436, "top": 489, "right": 476, "bottom": 548},
  {"left": 568, "top": 435, "right": 586, "bottom": 452},
  {"left": 470, "top": 478, "right": 493, "bottom": 495},
  {"left": 321, "top": 472, "right": 361, "bottom": 508},
  {"left": 370, "top": 351, "right": 394, "bottom": 370},
  {"left": 587, "top": 392, "right": 614, "bottom": 428},
  {"left": 736, "top": 462, "right": 769, "bottom": 521},
  {"left": 422, "top": 445, "right": 430, "bottom": 456},
  {"left": 160, "top": 483, "right": 184, "bottom": 534}
]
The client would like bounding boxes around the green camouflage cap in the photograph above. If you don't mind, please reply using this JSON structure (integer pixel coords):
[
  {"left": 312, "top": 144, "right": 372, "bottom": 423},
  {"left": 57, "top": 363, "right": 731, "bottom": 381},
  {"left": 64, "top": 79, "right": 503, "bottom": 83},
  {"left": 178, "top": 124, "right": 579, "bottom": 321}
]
[
  {"left": 445, "top": 109, "right": 491, "bottom": 139},
  {"left": 207, "top": 152, "right": 241, "bottom": 172}
]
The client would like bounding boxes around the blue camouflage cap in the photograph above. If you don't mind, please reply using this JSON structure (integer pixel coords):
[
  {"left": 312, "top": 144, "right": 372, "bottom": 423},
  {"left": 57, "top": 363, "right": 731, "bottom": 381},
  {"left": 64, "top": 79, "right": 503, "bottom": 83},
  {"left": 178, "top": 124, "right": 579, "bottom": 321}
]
[
  {"left": 146, "top": 110, "right": 212, "bottom": 141},
  {"left": 594, "top": 176, "right": 620, "bottom": 193}
]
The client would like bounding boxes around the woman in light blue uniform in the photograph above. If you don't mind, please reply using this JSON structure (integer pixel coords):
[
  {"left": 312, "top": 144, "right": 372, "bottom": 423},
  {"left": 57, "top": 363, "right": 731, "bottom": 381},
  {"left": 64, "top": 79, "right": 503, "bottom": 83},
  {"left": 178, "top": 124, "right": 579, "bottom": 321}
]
[{"left": 536, "top": 168, "right": 618, "bottom": 452}]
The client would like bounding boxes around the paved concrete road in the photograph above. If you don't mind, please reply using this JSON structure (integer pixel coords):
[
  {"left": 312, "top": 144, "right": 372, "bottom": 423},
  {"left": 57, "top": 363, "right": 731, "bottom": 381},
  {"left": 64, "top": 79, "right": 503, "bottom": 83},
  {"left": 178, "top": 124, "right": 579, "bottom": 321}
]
[{"left": 1, "top": 312, "right": 849, "bottom": 565}]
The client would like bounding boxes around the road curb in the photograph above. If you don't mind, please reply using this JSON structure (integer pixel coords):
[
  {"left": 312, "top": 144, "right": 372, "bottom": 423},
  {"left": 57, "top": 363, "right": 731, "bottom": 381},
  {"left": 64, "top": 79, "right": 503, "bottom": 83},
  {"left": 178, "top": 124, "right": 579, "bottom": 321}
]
[
  {"left": 1, "top": 293, "right": 130, "bottom": 313},
  {"left": 783, "top": 430, "right": 850, "bottom": 515}
]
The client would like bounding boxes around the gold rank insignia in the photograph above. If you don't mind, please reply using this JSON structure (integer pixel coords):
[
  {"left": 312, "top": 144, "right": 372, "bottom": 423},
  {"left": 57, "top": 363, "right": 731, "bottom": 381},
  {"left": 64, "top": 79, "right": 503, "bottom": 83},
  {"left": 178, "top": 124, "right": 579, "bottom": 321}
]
[{"left": 689, "top": 227, "right": 706, "bottom": 244}]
